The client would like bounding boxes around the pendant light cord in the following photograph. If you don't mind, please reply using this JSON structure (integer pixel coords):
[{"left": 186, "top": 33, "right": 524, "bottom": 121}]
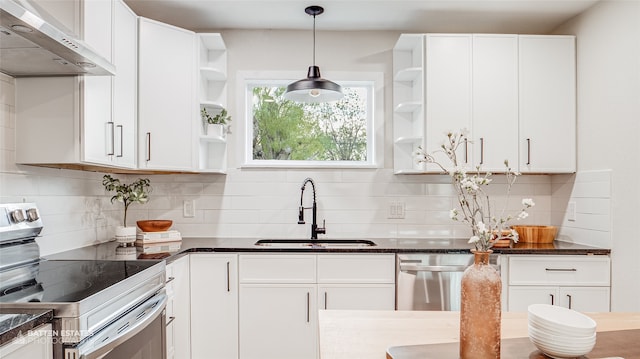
[{"left": 312, "top": 13, "right": 316, "bottom": 67}]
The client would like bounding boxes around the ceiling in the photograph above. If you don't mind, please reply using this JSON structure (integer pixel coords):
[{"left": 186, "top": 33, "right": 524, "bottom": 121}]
[{"left": 124, "top": 0, "right": 600, "bottom": 34}]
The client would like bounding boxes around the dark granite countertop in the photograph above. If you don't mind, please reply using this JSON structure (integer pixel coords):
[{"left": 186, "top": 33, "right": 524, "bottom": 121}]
[
  {"left": 11, "top": 237, "right": 607, "bottom": 347},
  {"left": 0, "top": 308, "right": 53, "bottom": 346},
  {"left": 44, "top": 237, "right": 611, "bottom": 263}
]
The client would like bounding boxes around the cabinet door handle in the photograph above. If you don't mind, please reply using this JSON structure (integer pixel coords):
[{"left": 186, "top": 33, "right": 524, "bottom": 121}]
[
  {"left": 146, "top": 132, "right": 151, "bottom": 161},
  {"left": 479, "top": 137, "right": 484, "bottom": 165},
  {"left": 526, "top": 138, "right": 531, "bottom": 165},
  {"left": 545, "top": 268, "right": 577, "bottom": 272},
  {"left": 165, "top": 317, "right": 176, "bottom": 327},
  {"left": 116, "top": 125, "right": 124, "bottom": 158},
  {"left": 226, "top": 261, "right": 230, "bottom": 292},
  {"left": 324, "top": 292, "right": 328, "bottom": 310},
  {"left": 306, "top": 292, "right": 310, "bottom": 323},
  {"left": 166, "top": 276, "right": 175, "bottom": 284},
  {"left": 567, "top": 294, "right": 572, "bottom": 309},
  {"left": 107, "top": 122, "right": 115, "bottom": 156},
  {"left": 165, "top": 316, "right": 176, "bottom": 327},
  {"left": 464, "top": 138, "right": 468, "bottom": 163},
  {"left": 549, "top": 293, "right": 554, "bottom": 305}
]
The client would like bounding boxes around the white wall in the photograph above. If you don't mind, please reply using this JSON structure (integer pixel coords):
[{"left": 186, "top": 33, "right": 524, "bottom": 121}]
[
  {"left": 0, "top": 30, "right": 552, "bottom": 257},
  {"left": 553, "top": 0, "right": 640, "bottom": 311}
]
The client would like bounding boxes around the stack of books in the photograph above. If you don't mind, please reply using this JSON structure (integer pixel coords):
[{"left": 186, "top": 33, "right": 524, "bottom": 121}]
[{"left": 135, "top": 230, "right": 182, "bottom": 254}]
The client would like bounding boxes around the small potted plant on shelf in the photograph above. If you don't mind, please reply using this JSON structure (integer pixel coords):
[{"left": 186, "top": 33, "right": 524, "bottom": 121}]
[
  {"left": 201, "top": 107, "right": 232, "bottom": 138},
  {"left": 102, "top": 174, "right": 151, "bottom": 244}
]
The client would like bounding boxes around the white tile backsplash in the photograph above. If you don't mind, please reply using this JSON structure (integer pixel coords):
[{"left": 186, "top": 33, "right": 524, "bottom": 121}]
[
  {"left": 551, "top": 170, "right": 612, "bottom": 247},
  {"left": 1, "top": 73, "right": 557, "bottom": 255}
]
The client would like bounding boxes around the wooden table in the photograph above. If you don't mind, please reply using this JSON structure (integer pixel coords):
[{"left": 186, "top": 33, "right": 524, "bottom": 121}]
[{"left": 318, "top": 310, "right": 640, "bottom": 359}]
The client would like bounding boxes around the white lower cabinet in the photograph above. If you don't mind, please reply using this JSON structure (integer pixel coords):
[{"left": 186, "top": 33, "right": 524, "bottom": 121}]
[
  {"left": 508, "top": 286, "right": 610, "bottom": 312},
  {"left": 240, "top": 284, "right": 318, "bottom": 359},
  {"left": 166, "top": 255, "right": 190, "bottom": 359},
  {"left": 238, "top": 254, "right": 395, "bottom": 359},
  {"left": 190, "top": 253, "right": 238, "bottom": 359},
  {"left": 506, "top": 255, "right": 611, "bottom": 312},
  {"left": 0, "top": 323, "right": 52, "bottom": 359}
]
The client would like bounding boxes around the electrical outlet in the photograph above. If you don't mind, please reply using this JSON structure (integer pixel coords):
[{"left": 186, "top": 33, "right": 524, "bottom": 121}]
[
  {"left": 567, "top": 201, "right": 576, "bottom": 221},
  {"left": 95, "top": 216, "right": 108, "bottom": 242},
  {"left": 388, "top": 201, "right": 406, "bottom": 219},
  {"left": 183, "top": 200, "right": 195, "bottom": 218}
]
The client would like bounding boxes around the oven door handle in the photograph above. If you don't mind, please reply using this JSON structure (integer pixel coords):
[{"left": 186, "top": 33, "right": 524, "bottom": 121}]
[
  {"left": 71, "top": 292, "right": 167, "bottom": 359},
  {"left": 400, "top": 264, "right": 469, "bottom": 272}
]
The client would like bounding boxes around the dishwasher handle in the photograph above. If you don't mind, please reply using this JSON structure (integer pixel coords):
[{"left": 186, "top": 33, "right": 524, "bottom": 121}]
[{"left": 400, "top": 264, "right": 469, "bottom": 272}]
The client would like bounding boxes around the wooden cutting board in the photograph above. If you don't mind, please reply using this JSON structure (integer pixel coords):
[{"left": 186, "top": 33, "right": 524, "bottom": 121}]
[{"left": 386, "top": 329, "right": 640, "bottom": 359}]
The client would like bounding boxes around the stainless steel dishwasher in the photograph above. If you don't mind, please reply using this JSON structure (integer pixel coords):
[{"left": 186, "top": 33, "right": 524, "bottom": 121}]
[{"left": 396, "top": 253, "right": 500, "bottom": 311}]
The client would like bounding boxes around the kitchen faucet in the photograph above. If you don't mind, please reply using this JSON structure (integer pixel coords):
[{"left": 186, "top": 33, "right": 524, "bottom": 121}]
[{"left": 298, "top": 177, "right": 326, "bottom": 239}]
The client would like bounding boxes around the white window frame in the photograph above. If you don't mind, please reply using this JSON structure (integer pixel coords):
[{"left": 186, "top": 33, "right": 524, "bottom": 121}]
[{"left": 236, "top": 71, "right": 384, "bottom": 168}]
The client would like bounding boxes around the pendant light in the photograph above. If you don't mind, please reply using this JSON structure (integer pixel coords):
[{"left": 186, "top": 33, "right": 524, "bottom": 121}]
[{"left": 284, "top": 5, "right": 344, "bottom": 103}]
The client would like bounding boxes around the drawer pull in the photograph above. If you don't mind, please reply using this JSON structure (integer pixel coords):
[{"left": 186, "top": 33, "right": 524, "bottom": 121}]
[{"left": 545, "top": 268, "right": 577, "bottom": 272}]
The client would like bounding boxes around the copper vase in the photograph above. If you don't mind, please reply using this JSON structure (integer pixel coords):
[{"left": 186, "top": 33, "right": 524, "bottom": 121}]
[{"left": 460, "top": 250, "right": 502, "bottom": 359}]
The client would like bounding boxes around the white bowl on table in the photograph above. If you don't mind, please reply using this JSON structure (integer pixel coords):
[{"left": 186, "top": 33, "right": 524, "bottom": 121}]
[{"left": 527, "top": 304, "right": 597, "bottom": 359}]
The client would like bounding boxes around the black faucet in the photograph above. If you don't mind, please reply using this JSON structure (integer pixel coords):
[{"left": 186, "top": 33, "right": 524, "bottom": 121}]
[{"left": 298, "top": 177, "right": 326, "bottom": 239}]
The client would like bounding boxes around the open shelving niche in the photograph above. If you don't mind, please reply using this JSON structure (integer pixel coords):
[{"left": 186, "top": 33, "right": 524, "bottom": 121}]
[
  {"left": 393, "top": 34, "right": 426, "bottom": 174},
  {"left": 197, "top": 33, "right": 228, "bottom": 173}
]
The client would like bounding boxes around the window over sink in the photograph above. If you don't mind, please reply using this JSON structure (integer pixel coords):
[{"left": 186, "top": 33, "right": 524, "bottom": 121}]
[{"left": 238, "top": 71, "right": 383, "bottom": 168}]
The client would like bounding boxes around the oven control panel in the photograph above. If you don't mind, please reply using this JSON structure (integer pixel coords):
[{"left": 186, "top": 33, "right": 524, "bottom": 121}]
[{"left": 0, "top": 203, "right": 44, "bottom": 243}]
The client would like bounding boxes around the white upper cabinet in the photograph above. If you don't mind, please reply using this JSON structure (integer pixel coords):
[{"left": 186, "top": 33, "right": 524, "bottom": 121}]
[
  {"left": 15, "top": 0, "right": 139, "bottom": 169},
  {"left": 471, "top": 34, "right": 519, "bottom": 172},
  {"left": 138, "top": 17, "right": 196, "bottom": 171},
  {"left": 83, "top": 0, "right": 136, "bottom": 168},
  {"left": 424, "top": 34, "right": 473, "bottom": 171},
  {"left": 110, "top": 0, "right": 138, "bottom": 168},
  {"left": 519, "top": 35, "right": 576, "bottom": 173},
  {"left": 392, "top": 33, "right": 576, "bottom": 174}
]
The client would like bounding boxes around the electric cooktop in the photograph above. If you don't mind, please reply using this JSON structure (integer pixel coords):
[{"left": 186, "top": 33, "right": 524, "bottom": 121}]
[{"left": 0, "top": 260, "right": 161, "bottom": 304}]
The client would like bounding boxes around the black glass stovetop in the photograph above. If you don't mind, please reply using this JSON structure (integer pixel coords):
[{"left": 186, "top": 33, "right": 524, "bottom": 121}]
[{"left": 1, "top": 260, "right": 160, "bottom": 303}]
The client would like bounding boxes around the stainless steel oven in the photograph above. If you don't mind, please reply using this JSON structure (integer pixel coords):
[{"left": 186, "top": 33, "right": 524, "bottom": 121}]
[
  {"left": 64, "top": 290, "right": 167, "bottom": 359},
  {"left": 397, "top": 252, "right": 500, "bottom": 311},
  {"left": 0, "top": 203, "right": 167, "bottom": 359}
]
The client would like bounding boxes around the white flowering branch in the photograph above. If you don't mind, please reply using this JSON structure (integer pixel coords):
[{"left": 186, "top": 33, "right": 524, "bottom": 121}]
[{"left": 414, "top": 130, "right": 535, "bottom": 251}]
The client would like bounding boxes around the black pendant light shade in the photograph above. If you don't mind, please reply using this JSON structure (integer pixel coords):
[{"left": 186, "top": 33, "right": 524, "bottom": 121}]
[{"left": 284, "top": 6, "right": 343, "bottom": 103}]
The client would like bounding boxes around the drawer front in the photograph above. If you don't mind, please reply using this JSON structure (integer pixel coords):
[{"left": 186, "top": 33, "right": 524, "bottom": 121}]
[
  {"left": 317, "top": 254, "right": 395, "bottom": 283},
  {"left": 239, "top": 254, "right": 316, "bottom": 283},
  {"left": 508, "top": 255, "right": 610, "bottom": 286},
  {"left": 318, "top": 284, "right": 396, "bottom": 310}
]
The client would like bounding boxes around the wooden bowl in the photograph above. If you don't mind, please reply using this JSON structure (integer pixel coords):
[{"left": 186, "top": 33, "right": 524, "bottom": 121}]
[
  {"left": 511, "top": 225, "right": 557, "bottom": 244},
  {"left": 137, "top": 220, "right": 173, "bottom": 232}
]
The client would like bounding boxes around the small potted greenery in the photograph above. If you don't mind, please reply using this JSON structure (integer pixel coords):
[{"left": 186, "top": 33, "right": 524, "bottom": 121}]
[
  {"left": 201, "top": 107, "right": 232, "bottom": 138},
  {"left": 102, "top": 174, "right": 151, "bottom": 243}
]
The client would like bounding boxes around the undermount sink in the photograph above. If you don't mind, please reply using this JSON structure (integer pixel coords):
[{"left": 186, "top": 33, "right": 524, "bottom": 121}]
[{"left": 254, "top": 239, "right": 377, "bottom": 248}]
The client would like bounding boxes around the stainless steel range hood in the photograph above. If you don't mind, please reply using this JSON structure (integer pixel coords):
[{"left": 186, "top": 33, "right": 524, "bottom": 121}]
[{"left": 0, "top": 0, "right": 115, "bottom": 76}]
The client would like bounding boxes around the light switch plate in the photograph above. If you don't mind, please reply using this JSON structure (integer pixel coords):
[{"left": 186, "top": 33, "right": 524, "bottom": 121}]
[
  {"left": 183, "top": 199, "right": 195, "bottom": 218},
  {"left": 388, "top": 201, "right": 406, "bottom": 219},
  {"left": 567, "top": 201, "right": 576, "bottom": 221}
]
